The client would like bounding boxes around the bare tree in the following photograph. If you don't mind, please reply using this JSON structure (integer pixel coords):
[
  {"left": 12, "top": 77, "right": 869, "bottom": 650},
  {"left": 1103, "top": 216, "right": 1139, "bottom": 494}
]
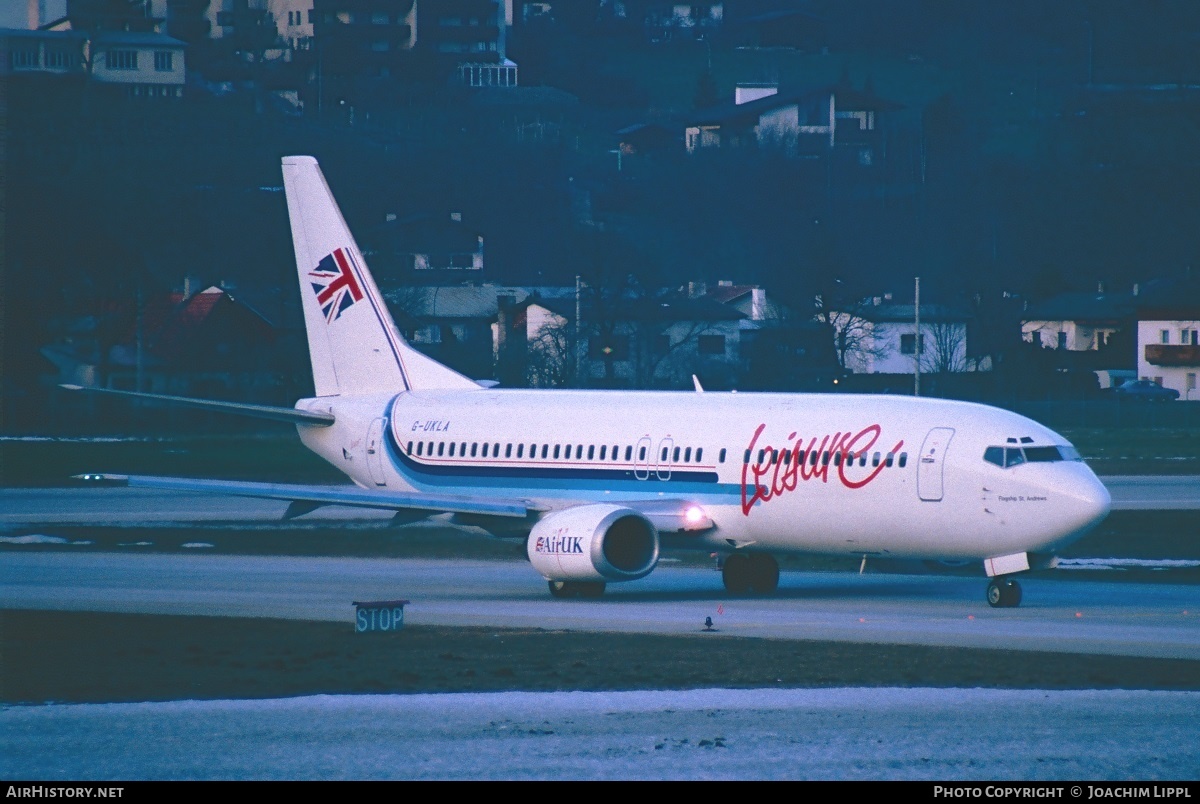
[
  {"left": 525, "top": 315, "right": 575, "bottom": 388},
  {"left": 921, "top": 321, "right": 969, "bottom": 373},
  {"left": 629, "top": 306, "right": 717, "bottom": 389},
  {"left": 815, "top": 294, "right": 889, "bottom": 374}
]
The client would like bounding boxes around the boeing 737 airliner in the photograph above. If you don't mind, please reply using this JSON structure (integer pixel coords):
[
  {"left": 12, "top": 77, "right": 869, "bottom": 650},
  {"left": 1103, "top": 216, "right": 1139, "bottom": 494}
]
[{"left": 72, "top": 156, "right": 1111, "bottom": 607}]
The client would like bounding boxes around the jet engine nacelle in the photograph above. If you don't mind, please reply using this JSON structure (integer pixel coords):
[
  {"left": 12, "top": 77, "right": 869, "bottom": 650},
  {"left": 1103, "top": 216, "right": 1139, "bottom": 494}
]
[{"left": 526, "top": 504, "right": 659, "bottom": 583}]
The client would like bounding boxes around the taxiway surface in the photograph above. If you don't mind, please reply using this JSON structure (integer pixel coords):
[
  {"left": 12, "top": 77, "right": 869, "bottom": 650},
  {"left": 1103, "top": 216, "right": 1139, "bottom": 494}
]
[{"left": 4, "top": 551, "right": 1198, "bottom": 659}]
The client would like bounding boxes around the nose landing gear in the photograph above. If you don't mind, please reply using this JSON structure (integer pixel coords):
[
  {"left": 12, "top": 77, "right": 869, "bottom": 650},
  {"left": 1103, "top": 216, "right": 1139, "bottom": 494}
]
[{"left": 986, "top": 577, "right": 1022, "bottom": 608}]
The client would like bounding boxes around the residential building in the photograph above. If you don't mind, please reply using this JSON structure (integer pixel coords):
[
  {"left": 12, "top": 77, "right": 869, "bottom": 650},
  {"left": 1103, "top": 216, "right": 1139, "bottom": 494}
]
[
  {"left": 41, "top": 285, "right": 278, "bottom": 398},
  {"left": 832, "top": 297, "right": 973, "bottom": 376},
  {"left": 576, "top": 294, "right": 745, "bottom": 389},
  {"left": 386, "top": 284, "right": 572, "bottom": 380},
  {"left": 299, "top": 0, "right": 512, "bottom": 97},
  {"left": 363, "top": 210, "right": 486, "bottom": 287},
  {"left": 1134, "top": 278, "right": 1200, "bottom": 400},
  {"left": 1, "top": 26, "right": 186, "bottom": 97},
  {"left": 1021, "top": 288, "right": 1133, "bottom": 352},
  {"left": 682, "top": 82, "right": 904, "bottom": 164},
  {"left": 694, "top": 280, "right": 770, "bottom": 320},
  {"left": 494, "top": 289, "right": 747, "bottom": 389}
]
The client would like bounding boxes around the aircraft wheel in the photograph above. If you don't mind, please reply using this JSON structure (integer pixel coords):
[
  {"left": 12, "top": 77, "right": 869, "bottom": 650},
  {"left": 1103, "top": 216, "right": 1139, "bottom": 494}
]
[
  {"left": 748, "top": 553, "right": 780, "bottom": 595},
  {"left": 722, "top": 553, "right": 752, "bottom": 595},
  {"left": 986, "top": 578, "right": 1022, "bottom": 608},
  {"left": 548, "top": 580, "right": 575, "bottom": 599}
]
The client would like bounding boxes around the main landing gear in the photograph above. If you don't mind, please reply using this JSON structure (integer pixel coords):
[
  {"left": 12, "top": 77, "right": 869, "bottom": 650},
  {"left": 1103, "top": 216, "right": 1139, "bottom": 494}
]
[
  {"left": 722, "top": 552, "right": 780, "bottom": 595},
  {"left": 986, "top": 577, "right": 1023, "bottom": 608},
  {"left": 548, "top": 580, "right": 606, "bottom": 599}
]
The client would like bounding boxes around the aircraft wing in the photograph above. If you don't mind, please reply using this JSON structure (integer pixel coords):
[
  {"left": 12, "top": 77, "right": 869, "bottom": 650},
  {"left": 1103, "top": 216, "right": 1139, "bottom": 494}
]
[{"left": 74, "top": 474, "right": 532, "bottom": 519}]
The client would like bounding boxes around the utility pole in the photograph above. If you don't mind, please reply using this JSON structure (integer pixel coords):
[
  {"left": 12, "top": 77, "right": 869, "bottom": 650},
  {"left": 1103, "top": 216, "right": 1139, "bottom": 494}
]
[
  {"left": 574, "top": 275, "right": 582, "bottom": 388},
  {"left": 136, "top": 282, "right": 145, "bottom": 394},
  {"left": 914, "top": 276, "right": 921, "bottom": 397}
]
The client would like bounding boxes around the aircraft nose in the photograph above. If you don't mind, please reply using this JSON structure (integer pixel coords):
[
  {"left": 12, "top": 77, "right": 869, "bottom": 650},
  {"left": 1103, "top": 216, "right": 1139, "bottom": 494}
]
[{"left": 1063, "top": 470, "right": 1111, "bottom": 537}]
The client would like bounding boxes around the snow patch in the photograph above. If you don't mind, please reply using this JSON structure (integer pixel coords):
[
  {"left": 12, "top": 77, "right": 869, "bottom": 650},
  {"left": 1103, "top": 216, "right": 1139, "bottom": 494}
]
[{"left": 1058, "top": 557, "right": 1200, "bottom": 571}]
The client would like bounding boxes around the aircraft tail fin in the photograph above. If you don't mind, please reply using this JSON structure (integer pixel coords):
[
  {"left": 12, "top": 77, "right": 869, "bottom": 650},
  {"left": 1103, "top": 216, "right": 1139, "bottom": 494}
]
[{"left": 281, "top": 156, "right": 479, "bottom": 396}]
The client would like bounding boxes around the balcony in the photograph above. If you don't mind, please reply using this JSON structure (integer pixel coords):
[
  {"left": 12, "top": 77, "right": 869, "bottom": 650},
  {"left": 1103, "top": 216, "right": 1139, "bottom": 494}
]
[{"left": 1145, "top": 344, "right": 1200, "bottom": 366}]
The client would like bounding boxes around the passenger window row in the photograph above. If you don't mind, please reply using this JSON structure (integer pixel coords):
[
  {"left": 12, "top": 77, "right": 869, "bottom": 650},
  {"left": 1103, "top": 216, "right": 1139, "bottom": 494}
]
[
  {"left": 404, "top": 440, "right": 729, "bottom": 464},
  {"left": 745, "top": 447, "right": 909, "bottom": 469}
]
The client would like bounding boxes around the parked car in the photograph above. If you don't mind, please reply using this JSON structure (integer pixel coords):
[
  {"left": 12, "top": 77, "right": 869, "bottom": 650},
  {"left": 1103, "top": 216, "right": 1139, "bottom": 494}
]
[{"left": 1111, "top": 379, "right": 1180, "bottom": 401}]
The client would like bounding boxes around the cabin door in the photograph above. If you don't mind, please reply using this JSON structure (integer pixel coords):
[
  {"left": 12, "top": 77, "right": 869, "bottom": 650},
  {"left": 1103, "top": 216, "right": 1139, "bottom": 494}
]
[
  {"left": 634, "top": 436, "right": 652, "bottom": 480},
  {"left": 655, "top": 437, "right": 675, "bottom": 481},
  {"left": 917, "top": 427, "right": 955, "bottom": 502},
  {"left": 366, "top": 417, "right": 388, "bottom": 487}
]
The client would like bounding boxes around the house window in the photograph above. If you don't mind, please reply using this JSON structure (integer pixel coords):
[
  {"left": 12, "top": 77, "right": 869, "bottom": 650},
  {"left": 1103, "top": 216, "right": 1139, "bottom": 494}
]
[
  {"left": 1031, "top": 331, "right": 1042, "bottom": 346},
  {"left": 1057, "top": 331, "right": 1067, "bottom": 349},
  {"left": 900, "top": 334, "right": 925, "bottom": 355},
  {"left": 108, "top": 50, "right": 138, "bottom": 70},
  {"left": 12, "top": 49, "right": 40, "bottom": 68},
  {"left": 46, "top": 50, "right": 71, "bottom": 68},
  {"left": 411, "top": 325, "right": 441, "bottom": 344},
  {"left": 1188, "top": 373, "right": 1197, "bottom": 392},
  {"left": 698, "top": 334, "right": 726, "bottom": 356},
  {"left": 154, "top": 51, "right": 173, "bottom": 71},
  {"left": 1182, "top": 329, "right": 1199, "bottom": 345},
  {"left": 1161, "top": 330, "right": 1171, "bottom": 344}
]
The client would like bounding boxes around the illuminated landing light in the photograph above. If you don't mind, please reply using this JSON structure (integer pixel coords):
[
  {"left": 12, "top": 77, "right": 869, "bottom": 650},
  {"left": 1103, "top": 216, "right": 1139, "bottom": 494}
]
[{"left": 685, "top": 505, "right": 706, "bottom": 525}]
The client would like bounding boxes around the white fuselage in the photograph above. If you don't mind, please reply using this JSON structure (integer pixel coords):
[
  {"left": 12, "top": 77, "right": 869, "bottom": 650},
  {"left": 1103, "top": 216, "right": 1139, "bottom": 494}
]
[{"left": 296, "top": 389, "right": 1110, "bottom": 563}]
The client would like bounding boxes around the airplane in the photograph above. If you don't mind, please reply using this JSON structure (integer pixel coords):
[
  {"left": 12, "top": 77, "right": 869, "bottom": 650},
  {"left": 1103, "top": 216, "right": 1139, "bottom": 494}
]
[{"left": 69, "top": 155, "right": 1111, "bottom": 608}]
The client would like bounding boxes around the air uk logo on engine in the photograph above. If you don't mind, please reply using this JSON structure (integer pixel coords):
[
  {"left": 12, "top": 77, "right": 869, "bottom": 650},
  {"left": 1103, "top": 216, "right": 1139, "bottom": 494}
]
[{"left": 534, "top": 534, "right": 584, "bottom": 555}]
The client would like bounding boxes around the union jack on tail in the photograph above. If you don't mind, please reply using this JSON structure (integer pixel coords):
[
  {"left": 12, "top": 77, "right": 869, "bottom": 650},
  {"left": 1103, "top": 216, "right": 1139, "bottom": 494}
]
[{"left": 309, "top": 248, "right": 364, "bottom": 323}]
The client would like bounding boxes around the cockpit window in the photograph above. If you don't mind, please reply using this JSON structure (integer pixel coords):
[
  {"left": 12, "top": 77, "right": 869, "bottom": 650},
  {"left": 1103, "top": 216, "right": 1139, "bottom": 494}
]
[{"left": 984, "top": 445, "right": 1082, "bottom": 467}]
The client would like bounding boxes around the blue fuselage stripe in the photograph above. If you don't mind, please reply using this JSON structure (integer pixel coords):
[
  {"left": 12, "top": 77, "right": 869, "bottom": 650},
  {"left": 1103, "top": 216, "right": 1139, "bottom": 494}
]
[{"left": 383, "top": 421, "right": 740, "bottom": 499}]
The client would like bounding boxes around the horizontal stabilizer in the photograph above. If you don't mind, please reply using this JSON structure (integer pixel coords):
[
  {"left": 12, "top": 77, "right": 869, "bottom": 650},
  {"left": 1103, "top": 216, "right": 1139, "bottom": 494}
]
[
  {"left": 73, "top": 473, "right": 530, "bottom": 519},
  {"left": 60, "top": 385, "right": 335, "bottom": 427}
]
